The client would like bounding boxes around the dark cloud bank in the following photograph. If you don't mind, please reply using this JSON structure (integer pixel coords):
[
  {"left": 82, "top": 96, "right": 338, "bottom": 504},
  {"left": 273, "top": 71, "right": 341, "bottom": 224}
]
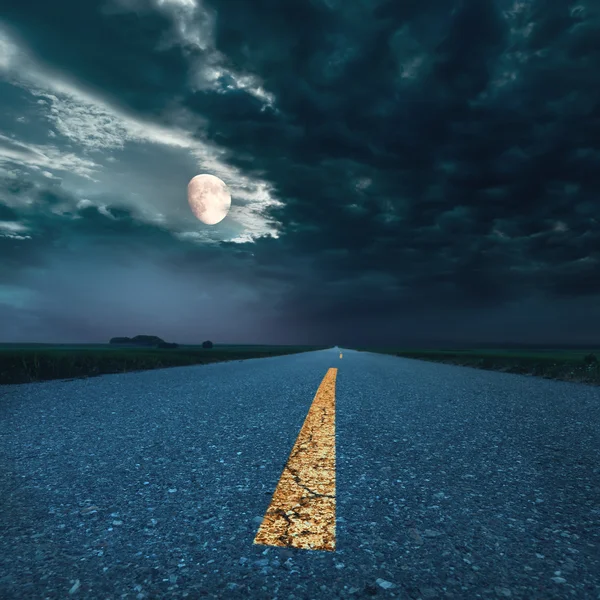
[{"left": 1, "top": 0, "right": 600, "bottom": 345}]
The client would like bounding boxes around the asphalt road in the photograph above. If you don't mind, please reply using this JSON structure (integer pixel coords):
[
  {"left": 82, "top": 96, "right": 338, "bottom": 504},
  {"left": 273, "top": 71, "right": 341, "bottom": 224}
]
[{"left": 1, "top": 348, "right": 599, "bottom": 599}]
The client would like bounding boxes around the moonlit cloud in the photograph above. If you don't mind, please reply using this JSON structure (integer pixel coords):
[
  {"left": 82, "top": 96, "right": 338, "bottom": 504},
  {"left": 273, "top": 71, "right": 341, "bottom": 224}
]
[
  {"left": 0, "top": 23, "right": 281, "bottom": 242},
  {"left": 0, "top": 133, "right": 100, "bottom": 179}
]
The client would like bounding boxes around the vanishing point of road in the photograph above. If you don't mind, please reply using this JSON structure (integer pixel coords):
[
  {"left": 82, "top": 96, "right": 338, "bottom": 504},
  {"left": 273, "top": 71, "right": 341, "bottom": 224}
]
[{"left": 1, "top": 348, "right": 599, "bottom": 599}]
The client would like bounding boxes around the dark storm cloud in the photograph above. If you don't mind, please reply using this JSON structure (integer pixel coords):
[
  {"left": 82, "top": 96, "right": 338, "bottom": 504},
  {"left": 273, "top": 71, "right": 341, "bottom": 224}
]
[
  {"left": 1, "top": 0, "right": 193, "bottom": 113},
  {"left": 197, "top": 0, "right": 599, "bottom": 332},
  {"left": 0, "top": 202, "right": 18, "bottom": 221},
  {"left": 2, "top": 0, "right": 600, "bottom": 343}
]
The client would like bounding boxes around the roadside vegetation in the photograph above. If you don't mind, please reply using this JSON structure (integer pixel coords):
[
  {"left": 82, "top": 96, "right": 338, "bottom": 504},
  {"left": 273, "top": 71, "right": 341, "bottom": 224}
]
[
  {"left": 0, "top": 344, "right": 329, "bottom": 385},
  {"left": 353, "top": 348, "right": 600, "bottom": 386}
]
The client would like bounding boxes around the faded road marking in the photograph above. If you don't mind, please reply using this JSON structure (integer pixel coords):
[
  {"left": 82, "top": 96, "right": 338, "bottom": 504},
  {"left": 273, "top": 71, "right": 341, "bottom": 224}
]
[{"left": 254, "top": 368, "right": 337, "bottom": 551}]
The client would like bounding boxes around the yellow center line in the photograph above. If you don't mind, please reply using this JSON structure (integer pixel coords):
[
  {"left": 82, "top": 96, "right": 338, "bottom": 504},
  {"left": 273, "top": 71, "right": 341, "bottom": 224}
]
[{"left": 254, "top": 367, "right": 338, "bottom": 551}]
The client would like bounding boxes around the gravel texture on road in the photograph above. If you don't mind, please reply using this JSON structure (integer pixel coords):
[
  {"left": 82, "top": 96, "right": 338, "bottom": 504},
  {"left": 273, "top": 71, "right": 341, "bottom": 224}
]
[{"left": 1, "top": 348, "right": 599, "bottom": 599}]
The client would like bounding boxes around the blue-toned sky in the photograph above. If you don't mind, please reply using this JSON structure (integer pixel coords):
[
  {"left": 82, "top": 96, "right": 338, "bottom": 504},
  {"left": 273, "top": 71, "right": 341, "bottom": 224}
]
[{"left": 1, "top": 0, "right": 599, "bottom": 346}]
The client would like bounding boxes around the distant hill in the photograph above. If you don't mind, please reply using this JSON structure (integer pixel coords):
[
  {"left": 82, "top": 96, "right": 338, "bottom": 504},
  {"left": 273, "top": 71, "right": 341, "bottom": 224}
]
[{"left": 109, "top": 335, "right": 178, "bottom": 348}]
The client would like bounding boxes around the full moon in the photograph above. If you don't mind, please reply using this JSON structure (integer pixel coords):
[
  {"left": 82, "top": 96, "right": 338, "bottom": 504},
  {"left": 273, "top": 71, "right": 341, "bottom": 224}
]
[{"left": 187, "top": 174, "right": 231, "bottom": 225}]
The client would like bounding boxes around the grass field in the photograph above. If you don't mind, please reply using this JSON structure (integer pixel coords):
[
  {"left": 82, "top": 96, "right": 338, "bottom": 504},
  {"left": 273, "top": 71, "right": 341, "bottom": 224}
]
[
  {"left": 352, "top": 347, "right": 600, "bottom": 386},
  {"left": 0, "top": 344, "right": 330, "bottom": 385},
  {"left": 3, "top": 344, "right": 599, "bottom": 387}
]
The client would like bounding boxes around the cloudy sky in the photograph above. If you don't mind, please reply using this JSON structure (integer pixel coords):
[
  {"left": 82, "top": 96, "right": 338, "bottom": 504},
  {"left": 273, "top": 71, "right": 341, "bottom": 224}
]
[{"left": 1, "top": 0, "right": 599, "bottom": 346}]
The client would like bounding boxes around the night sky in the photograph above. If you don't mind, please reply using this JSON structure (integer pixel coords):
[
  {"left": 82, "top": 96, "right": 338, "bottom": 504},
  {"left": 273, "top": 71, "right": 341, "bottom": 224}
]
[{"left": 1, "top": 0, "right": 599, "bottom": 346}]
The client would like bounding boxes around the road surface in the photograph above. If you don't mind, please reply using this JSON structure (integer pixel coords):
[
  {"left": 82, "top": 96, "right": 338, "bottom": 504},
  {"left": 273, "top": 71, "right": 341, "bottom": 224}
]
[{"left": 1, "top": 348, "right": 599, "bottom": 599}]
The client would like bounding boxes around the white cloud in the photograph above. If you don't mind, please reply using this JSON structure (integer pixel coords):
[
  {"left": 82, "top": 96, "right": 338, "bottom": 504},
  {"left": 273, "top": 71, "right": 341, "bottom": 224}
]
[
  {"left": 154, "top": 0, "right": 214, "bottom": 50},
  {"left": 0, "top": 220, "right": 28, "bottom": 232},
  {"left": 76, "top": 199, "right": 94, "bottom": 210},
  {"left": 0, "top": 30, "right": 20, "bottom": 71},
  {"left": 107, "top": 0, "right": 276, "bottom": 107},
  {"left": 157, "top": 0, "right": 197, "bottom": 8},
  {"left": 149, "top": 0, "right": 276, "bottom": 107},
  {"left": 355, "top": 177, "right": 372, "bottom": 190},
  {"left": 0, "top": 133, "right": 99, "bottom": 179},
  {"left": 40, "top": 92, "right": 134, "bottom": 151},
  {"left": 0, "top": 220, "right": 31, "bottom": 239},
  {"left": 174, "top": 229, "right": 217, "bottom": 243},
  {"left": 554, "top": 221, "right": 568, "bottom": 232}
]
